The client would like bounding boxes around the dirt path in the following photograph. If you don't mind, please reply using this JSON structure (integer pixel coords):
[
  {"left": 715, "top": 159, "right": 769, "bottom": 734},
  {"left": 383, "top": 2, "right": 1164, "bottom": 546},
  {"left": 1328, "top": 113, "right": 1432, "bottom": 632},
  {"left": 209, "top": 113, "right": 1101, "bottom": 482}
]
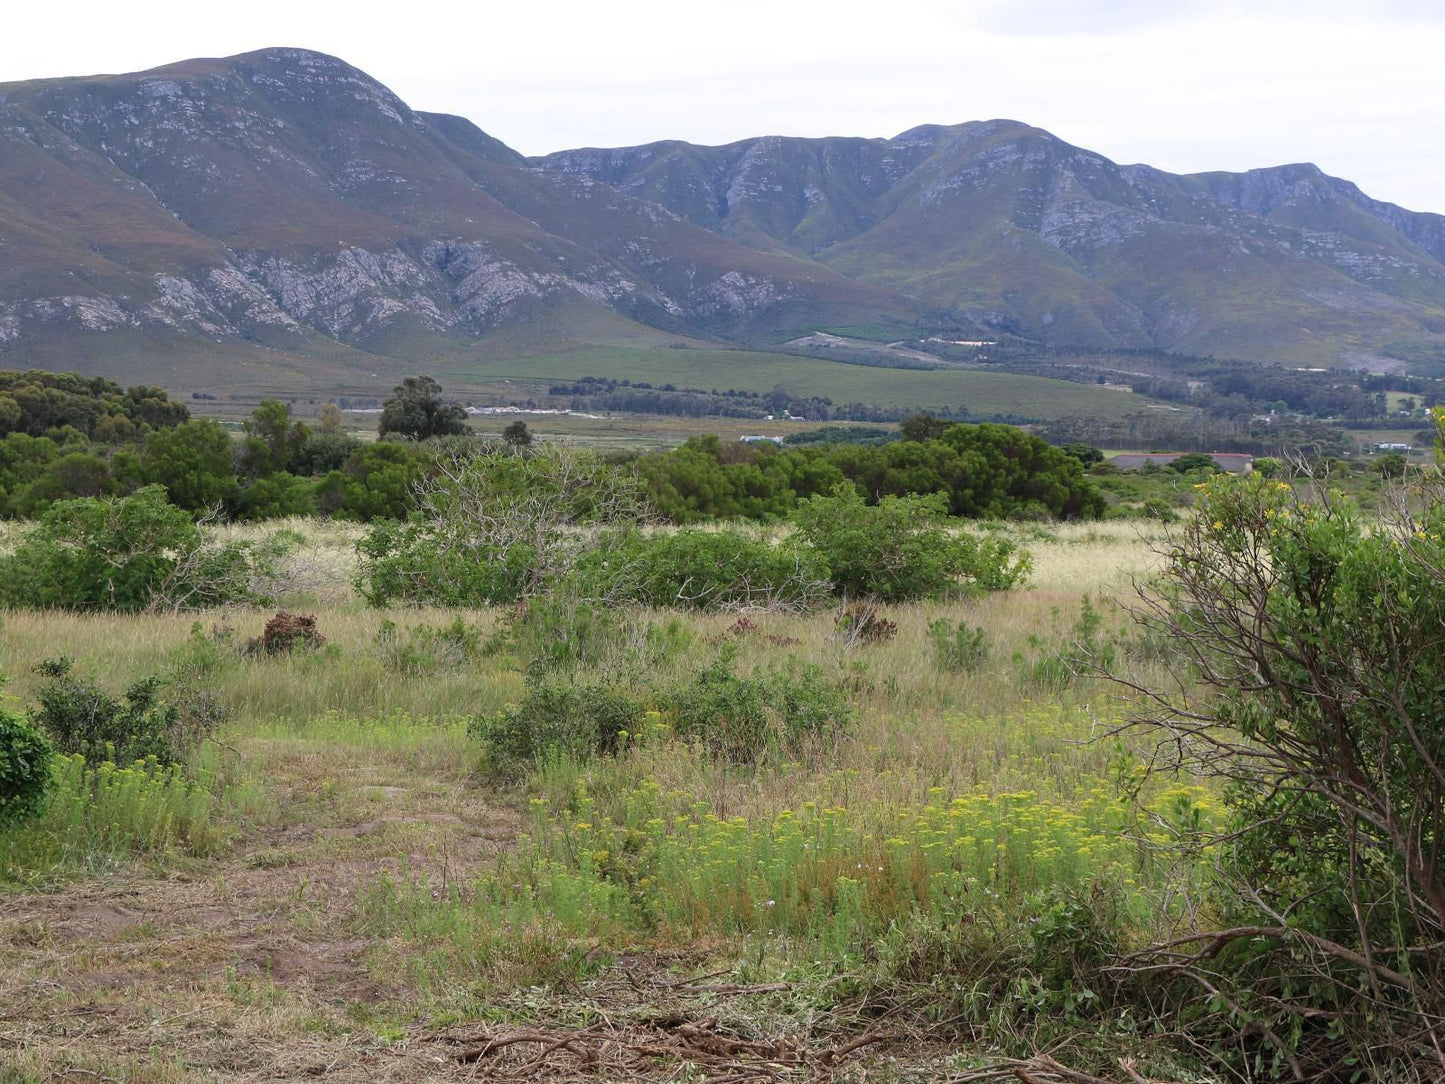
[{"left": 1, "top": 766, "right": 530, "bottom": 1082}]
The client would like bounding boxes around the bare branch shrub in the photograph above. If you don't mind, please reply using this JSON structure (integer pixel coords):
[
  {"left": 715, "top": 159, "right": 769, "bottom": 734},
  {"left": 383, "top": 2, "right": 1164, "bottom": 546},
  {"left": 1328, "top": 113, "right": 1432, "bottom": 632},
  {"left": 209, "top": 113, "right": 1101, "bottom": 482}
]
[{"left": 355, "top": 444, "right": 653, "bottom": 606}]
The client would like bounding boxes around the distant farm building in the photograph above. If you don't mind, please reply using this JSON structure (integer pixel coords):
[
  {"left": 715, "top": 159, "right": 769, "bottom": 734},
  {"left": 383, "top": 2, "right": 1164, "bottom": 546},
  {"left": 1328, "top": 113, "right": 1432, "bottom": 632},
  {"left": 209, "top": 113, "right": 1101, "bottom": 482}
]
[
  {"left": 740, "top": 435, "right": 784, "bottom": 445},
  {"left": 1372, "top": 442, "right": 1412, "bottom": 453},
  {"left": 1108, "top": 452, "right": 1254, "bottom": 474}
]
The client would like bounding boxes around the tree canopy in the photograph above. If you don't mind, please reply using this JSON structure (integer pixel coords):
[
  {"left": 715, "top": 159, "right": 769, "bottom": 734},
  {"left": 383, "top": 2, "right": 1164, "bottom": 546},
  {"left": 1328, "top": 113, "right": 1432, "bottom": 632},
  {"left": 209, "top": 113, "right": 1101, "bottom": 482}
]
[{"left": 378, "top": 377, "right": 467, "bottom": 440}]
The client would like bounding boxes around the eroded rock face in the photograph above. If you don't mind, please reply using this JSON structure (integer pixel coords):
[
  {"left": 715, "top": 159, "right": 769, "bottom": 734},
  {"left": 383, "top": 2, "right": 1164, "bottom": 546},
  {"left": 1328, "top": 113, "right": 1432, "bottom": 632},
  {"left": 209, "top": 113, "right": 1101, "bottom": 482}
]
[{"left": 0, "top": 231, "right": 791, "bottom": 349}]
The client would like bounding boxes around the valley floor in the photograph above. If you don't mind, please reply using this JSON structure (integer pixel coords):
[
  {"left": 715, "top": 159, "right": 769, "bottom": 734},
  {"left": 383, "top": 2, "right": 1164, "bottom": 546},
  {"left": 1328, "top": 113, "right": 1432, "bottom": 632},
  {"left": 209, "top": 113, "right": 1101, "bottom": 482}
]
[{"left": 1, "top": 523, "right": 1186, "bottom": 1083}]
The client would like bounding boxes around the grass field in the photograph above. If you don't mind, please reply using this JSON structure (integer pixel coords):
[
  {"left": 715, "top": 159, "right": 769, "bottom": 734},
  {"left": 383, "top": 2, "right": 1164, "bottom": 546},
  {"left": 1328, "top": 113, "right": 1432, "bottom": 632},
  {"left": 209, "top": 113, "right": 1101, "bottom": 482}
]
[
  {"left": 193, "top": 403, "right": 890, "bottom": 454},
  {"left": 435, "top": 347, "right": 1152, "bottom": 420},
  {"left": 179, "top": 344, "right": 1154, "bottom": 432},
  {"left": 0, "top": 521, "right": 1204, "bottom": 1082}
]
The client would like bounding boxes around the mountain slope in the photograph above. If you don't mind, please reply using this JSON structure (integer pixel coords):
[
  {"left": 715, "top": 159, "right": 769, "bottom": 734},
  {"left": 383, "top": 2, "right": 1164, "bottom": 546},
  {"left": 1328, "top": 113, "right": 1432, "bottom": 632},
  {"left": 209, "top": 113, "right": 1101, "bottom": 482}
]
[
  {"left": 0, "top": 49, "right": 912, "bottom": 381},
  {"left": 538, "top": 122, "right": 1445, "bottom": 365},
  {"left": 3, "top": 47, "right": 1443, "bottom": 385}
]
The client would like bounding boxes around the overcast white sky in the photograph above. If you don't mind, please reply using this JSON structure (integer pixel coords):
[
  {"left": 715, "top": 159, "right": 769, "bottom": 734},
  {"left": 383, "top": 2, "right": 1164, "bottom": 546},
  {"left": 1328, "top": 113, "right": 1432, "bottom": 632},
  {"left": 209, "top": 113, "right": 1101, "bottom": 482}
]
[{"left": 6, "top": 0, "right": 1443, "bottom": 212}]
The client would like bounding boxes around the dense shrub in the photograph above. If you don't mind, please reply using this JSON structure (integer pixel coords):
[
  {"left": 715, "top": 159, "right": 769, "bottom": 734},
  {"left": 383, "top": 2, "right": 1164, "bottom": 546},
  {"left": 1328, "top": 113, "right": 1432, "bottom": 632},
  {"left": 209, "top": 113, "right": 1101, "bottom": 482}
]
[
  {"left": 0, "top": 702, "right": 54, "bottom": 826},
  {"left": 291, "top": 429, "right": 362, "bottom": 476},
  {"left": 0, "top": 486, "right": 262, "bottom": 612},
  {"left": 793, "top": 485, "right": 1030, "bottom": 601},
  {"left": 0, "top": 370, "right": 187, "bottom": 439},
  {"left": 356, "top": 518, "right": 533, "bottom": 606},
  {"left": 571, "top": 528, "right": 832, "bottom": 611},
  {"left": 636, "top": 434, "right": 845, "bottom": 521},
  {"left": 31, "top": 658, "right": 191, "bottom": 768},
  {"left": 139, "top": 418, "right": 240, "bottom": 512},
  {"left": 471, "top": 678, "right": 647, "bottom": 773},
  {"left": 355, "top": 445, "right": 650, "bottom": 606},
  {"left": 667, "top": 647, "right": 853, "bottom": 763},
  {"left": 323, "top": 441, "right": 427, "bottom": 521},
  {"left": 238, "top": 472, "right": 317, "bottom": 520},
  {"left": 637, "top": 423, "right": 1105, "bottom": 523},
  {"left": 1123, "top": 459, "right": 1445, "bottom": 1075}
]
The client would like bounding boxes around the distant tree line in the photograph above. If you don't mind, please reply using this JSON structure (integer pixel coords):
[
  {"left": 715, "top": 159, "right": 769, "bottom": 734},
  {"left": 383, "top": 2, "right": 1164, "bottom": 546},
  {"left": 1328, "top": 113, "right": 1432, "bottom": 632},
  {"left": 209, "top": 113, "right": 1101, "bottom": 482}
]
[
  {"left": 977, "top": 350, "right": 1445, "bottom": 424},
  {"left": 632, "top": 422, "right": 1104, "bottom": 522},
  {"left": 0, "top": 371, "right": 1105, "bottom": 528},
  {"left": 0, "top": 372, "right": 455, "bottom": 521},
  {"left": 538, "top": 374, "right": 1016, "bottom": 424}
]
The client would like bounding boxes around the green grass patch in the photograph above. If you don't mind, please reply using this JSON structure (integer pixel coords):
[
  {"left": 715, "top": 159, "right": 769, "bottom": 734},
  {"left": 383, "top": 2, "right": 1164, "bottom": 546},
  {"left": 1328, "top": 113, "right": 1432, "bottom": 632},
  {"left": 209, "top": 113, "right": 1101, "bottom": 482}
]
[{"left": 1, "top": 754, "right": 218, "bottom": 886}]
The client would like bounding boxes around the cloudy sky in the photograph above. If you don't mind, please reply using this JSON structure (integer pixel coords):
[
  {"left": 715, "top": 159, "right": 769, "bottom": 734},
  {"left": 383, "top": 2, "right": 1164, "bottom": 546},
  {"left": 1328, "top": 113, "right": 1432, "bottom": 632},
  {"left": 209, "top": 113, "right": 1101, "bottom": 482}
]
[{"left": 6, "top": 0, "right": 1443, "bottom": 212}]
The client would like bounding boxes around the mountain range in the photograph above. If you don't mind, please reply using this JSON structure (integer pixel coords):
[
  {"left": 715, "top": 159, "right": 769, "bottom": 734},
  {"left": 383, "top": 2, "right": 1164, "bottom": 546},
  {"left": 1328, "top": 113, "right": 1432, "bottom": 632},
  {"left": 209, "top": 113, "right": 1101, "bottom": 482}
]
[{"left": 1, "top": 47, "right": 1443, "bottom": 392}]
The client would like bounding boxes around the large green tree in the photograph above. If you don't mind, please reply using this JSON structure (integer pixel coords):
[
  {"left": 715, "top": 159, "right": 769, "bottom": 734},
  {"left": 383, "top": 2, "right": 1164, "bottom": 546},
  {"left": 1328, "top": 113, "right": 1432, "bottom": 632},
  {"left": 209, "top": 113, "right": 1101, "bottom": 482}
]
[
  {"left": 241, "top": 399, "right": 309, "bottom": 478},
  {"left": 139, "top": 418, "right": 239, "bottom": 512},
  {"left": 378, "top": 377, "right": 467, "bottom": 440}
]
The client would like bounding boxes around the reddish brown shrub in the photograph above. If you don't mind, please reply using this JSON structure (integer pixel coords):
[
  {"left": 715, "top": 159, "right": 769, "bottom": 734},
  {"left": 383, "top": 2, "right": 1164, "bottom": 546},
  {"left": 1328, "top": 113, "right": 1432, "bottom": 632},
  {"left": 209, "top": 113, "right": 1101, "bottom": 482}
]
[{"left": 245, "top": 611, "right": 326, "bottom": 656}]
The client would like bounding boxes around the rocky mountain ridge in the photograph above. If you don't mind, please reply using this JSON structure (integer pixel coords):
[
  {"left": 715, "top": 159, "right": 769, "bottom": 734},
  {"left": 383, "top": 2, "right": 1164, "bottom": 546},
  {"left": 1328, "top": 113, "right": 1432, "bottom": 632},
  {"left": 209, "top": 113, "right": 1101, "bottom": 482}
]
[
  {"left": 0, "top": 49, "right": 903, "bottom": 382},
  {"left": 537, "top": 122, "right": 1445, "bottom": 365},
  {"left": 1, "top": 47, "right": 1443, "bottom": 385}
]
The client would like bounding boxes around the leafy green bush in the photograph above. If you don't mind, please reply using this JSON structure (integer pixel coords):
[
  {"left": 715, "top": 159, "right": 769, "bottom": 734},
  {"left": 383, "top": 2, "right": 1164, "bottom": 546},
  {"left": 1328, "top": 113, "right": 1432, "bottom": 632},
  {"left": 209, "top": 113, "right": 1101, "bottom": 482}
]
[
  {"left": 927, "top": 618, "right": 990, "bottom": 673},
  {"left": 1123, "top": 463, "right": 1445, "bottom": 1074},
  {"left": 1375, "top": 452, "right": 1408, "bottom": 479},
  {"left": 31, "top": 658, "right": 195, "bottom": 768},
  {"left": 0, "top": 486, "right": 265, "bottom": 612},
  {"left": 0, "top": 702, "right": 53, "bottom": 826},
  {"left": 667, "top": 647, "right": 854, "bottom": 763},
  {"left": 793, "top": 484, "right": 1030, "bottom": 602},
  {"left": 355, "top": 445, "right": 648, "bottom": 606},
  {"left": 570, "top": 528, "right": 831, "bottom": 611},
  {"left": 321, "top": 441, "right": 426, "bottom": 521},
  {"left": 637, "top": 422, "right": 1104, "bottom": 523},
  {"left": 138, "top": 418, "right": 240, "bottom": 512},
  {"left": 238, "top": 471, "right": 317, "bottom": 519},
  {"left": 356, "top": 517, "right": 534, "bottom": 606},
  {"left": 471, "top": 678, "right": 647, "bottom": 774}
]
